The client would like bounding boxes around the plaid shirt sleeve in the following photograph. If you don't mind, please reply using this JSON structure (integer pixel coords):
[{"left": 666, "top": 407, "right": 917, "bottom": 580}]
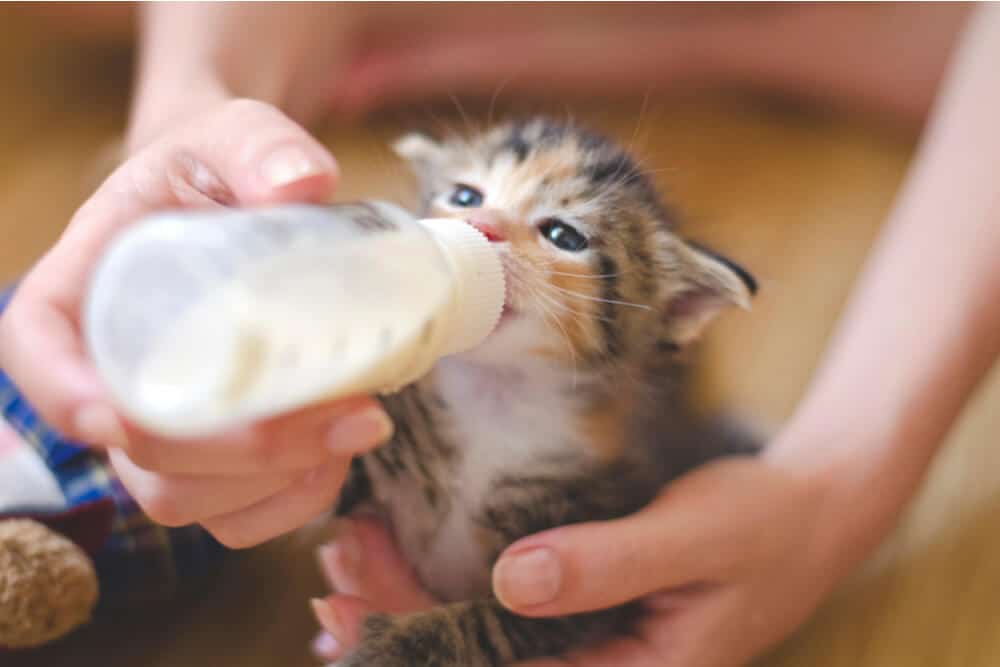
[{"left": 0, "top": 285, "right": 228, "bottom": 610}]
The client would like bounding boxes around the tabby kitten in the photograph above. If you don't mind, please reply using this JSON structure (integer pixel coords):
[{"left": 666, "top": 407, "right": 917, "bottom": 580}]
[{"left": 332, "top": 118, "right": 759, "bottom": 667}]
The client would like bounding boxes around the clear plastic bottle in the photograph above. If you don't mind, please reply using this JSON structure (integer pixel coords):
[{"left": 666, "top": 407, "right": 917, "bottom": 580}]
[{"left": 83, "top": 201, "right": 505, "bottom": 438}]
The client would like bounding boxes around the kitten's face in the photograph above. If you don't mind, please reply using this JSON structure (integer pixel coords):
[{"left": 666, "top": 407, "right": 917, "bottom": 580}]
[{"left": 396, "top": 119, "right": 755, "bottom": 369}]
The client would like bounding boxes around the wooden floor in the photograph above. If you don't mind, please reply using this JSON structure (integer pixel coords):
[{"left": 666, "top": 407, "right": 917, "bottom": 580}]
[{"left": 3, "top": 8, "right": 999, "bottom": 667}]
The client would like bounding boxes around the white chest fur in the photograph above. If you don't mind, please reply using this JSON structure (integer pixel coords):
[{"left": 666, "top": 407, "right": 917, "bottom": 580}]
[{"left": 368, "top": 359, "right": 586, "bottom": 602}]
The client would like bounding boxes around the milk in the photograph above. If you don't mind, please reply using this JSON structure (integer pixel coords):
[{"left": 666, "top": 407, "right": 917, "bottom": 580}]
[{"left": 83, "top": 202, "right": 505, "bottom": 437}]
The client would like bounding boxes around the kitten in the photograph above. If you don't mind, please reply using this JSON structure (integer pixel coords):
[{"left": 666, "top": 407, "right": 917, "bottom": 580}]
[{"left": 332, "top": 117, "right": 760, "bottom": 666}]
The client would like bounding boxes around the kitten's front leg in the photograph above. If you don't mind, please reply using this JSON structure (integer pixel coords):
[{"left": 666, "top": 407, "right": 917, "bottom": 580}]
[{"left": 335, "top": 597, "right": 638, "bottom": 667}]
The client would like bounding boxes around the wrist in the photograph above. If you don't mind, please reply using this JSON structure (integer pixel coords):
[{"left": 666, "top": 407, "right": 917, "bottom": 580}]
[
  {"left": 765, "top": 398, "right": 928, "bottom": 585},
  {"left": 126, "top": 2, "right": 344, "bottom": 157}
]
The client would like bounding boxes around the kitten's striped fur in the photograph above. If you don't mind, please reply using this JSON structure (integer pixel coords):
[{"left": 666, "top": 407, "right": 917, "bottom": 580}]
[{"left": 333, "top": 118, "right": 759, "bottom": 666}]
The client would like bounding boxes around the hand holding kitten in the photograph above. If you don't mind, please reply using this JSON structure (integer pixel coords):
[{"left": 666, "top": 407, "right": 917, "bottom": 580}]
[{"left": 313, "top": 455, "right": 837, "bottom": 667}]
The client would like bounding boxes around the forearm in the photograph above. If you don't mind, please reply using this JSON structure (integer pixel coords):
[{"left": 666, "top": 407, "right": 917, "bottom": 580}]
[
  {"left": 772, "top": 5, "right": 1000, "bottom": 574},
  {"left": 127, "top": 3, "right": 352, "bottom": 152}
]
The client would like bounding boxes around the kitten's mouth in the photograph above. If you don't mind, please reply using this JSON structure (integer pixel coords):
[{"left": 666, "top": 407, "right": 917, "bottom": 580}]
[{"left": 496, "top": 269, "right": 517, "bottom": 329}]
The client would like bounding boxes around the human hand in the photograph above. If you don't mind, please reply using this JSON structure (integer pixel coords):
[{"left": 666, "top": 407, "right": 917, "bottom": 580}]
[
  {"left": 311, "top": 456, "right": 845, "bottom": 666},
  {"left": 0, "top": 98, "right": 393, "bottom": 548}
]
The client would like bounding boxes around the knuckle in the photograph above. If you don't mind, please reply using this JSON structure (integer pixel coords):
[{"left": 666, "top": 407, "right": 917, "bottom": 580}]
[
  {"left": 119, "top": 438, "right": 159, "bottom": 471},
  {"left": 161, "top": 149, "right": 235, "bottom": 207},
  {"left": 207, "top": 521, "right": 262, "bottom": 550},
  {"left": 247, "top": 427, "right": 326, "bottom": 471},
  {"left": 0, "top": 304, "right": 78, "bottom": 437},
  {"left": 221, "top": 98, "right": 285, "bottom": 126},
  {"left": 295, "top": 476, "right": 343, "bottom": 523},
  {"left": 39, "top": 397, "right": 80, "bottom": 444},
  {"left": 130, "top": 480, "right": 187, "bottom": 527},
  {"left": 247, "top": 433, "right": 287, "bottom": 470}
]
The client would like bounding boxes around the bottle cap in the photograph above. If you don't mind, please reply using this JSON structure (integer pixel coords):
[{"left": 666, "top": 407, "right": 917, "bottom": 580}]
[{"left": 419, "top": 218, "right": 506, "bottom": 356}]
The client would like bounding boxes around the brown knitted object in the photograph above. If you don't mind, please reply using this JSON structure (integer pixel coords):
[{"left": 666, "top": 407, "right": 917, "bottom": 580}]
[{"left": 0, "top": 519, "right": 98, "bottom": 648}]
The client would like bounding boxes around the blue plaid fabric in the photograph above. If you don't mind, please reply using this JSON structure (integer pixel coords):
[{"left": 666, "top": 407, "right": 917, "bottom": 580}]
[{"left": 0, "top": 285, "right": 228, "bottom": 609}]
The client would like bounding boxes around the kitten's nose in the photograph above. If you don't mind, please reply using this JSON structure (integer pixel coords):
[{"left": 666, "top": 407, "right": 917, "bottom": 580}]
[{"left": 465, "top": 210, "right": 507, "bottom": 242}]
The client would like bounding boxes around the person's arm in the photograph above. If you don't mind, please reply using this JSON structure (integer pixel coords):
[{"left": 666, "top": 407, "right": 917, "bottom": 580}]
[
  {"left": 772, "top": 1, "right": 1000, "bottom": 577},
  {"left": 127, "top": 2, "right": 353, "bottom": 151}
]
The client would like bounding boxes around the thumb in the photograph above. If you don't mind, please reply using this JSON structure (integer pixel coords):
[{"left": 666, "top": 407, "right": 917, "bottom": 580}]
[
  {"left": 491, "top": 460, "right": 767, "bottom": 617},
  {"left": 0, "top": 99, "right": 338, "bottom": 447},
  {"left": 166, "top": 97, "right": 339, "bottom": 206}
]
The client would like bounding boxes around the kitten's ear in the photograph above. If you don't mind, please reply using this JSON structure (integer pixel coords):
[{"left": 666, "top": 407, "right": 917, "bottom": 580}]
[
  {"left": 392, "top": 133, "right": 445, "bottom": 168},
  {"left": 663, "top": 240, "right": 757, "bottom": 346}
]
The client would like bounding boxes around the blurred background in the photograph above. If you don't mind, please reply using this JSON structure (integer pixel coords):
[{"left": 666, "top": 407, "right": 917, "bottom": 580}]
[{"left": 3, "top": 3, "right": 1000, "bottom": 666}]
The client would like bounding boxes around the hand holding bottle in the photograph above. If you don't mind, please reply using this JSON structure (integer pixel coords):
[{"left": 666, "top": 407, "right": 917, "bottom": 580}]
[{"left": 0, "top": 100, "right": 395, "bottom": 548}]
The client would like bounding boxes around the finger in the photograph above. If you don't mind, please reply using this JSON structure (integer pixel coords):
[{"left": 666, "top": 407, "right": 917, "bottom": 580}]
[
  {"left": 311, "top": 631, "right": 342, "bottom": 662},
  {"left": 108, "top": 448, "right": 294, "bottom": 526},
  {"left": 311, "top": 594, "right": 375, "bottom": 650},
  {"left": 0, "top": 287, "right": 123, "bottom": 447},
  {"left": 52, "top": 98, "right": 339, "bottom": 304},
  {"left": 171, "top": 97, "right": 339, "bottom": 206},
  {"left": 202, "top": 457, "right": 349, "bottom": 548},
  {"left": 1, "top": 99, "right": 339, "bottom": 447},
  {"left": 118, "top": 397, "right": 391, "bottom": 476},
  {"left": 492, "top": 468, "right": 746, "bottom": 617},
  {"left": 317, "top": 517, "right": 436, "bottom": 613},
  {"left": 490, "top": 515, "right": 698, "bottom": 617}
]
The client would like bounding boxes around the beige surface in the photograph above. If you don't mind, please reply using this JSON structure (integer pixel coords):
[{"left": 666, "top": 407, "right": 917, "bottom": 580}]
[{"left": 2, "top": 8, "right": 998, "bottom": 667}]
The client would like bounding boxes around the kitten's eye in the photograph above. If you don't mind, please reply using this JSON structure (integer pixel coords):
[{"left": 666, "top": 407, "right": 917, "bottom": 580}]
[
  {"left": 538, "top": 218, "right": 588, "bottom": 252},
  {"left": 449, "top": 184, "right": 484, "bottom": 208}
]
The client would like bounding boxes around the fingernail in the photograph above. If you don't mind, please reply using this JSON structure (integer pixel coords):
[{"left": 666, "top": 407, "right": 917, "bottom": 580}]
[
  {"left": 335, "top": 529, "right": 362, "bottom": 581},
  {"left": 311, "top": 598, "right": 346, "bottom": 640},
  {"left": 259, "top": 145, "right": 329, "bottom": 188},
  {"left": 316, "top": 542, "right": 351, "bottom": 588},
  {"left": 326, "top": 407, "right": 393, "bottom": 453},
  {"left": 317, "top": 522, "right": 361, "bottom": 583},
  {"left": 493, "top": 547, "right": 561, "bottom": 609},
  {"left": 73, "top": 404, "right": 129, "bottom": 449},
  {"left": 311, "top": 631, "right": 340, "bottom": 660}
]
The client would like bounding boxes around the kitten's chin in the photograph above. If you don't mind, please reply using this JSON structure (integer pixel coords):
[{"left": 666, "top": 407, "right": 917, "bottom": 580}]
[
  {"left": 463, "top": 312, "right": 523, "bottom": 365},
  {"left": 456, "top": 313, "right": 563, "bottom": 370}
]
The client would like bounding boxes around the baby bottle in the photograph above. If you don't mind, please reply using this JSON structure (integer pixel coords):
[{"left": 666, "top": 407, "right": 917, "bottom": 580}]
[{"left": 82, "top": 201, "right": 505, "bottom": 438}]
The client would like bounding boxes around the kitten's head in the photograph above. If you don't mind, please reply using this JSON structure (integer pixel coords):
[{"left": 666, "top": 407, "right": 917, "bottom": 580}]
[{"left": 395, "top": 118, "right": 756, "bottom": 369}]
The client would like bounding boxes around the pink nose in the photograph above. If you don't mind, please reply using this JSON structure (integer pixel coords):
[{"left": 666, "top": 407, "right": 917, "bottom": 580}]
[{"left": 465, "top": 210, "right": 507, "bottom": 242}]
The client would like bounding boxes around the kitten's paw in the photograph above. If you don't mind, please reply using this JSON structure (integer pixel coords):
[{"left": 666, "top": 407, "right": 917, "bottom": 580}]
[{"left": 334, "top": 612, "right": 466, "bottom": 667}]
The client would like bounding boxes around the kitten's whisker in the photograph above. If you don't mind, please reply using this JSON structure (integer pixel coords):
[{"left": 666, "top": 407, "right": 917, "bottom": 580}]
[
  {"left": 417, "top": 105, "right": 477, "bottom": 157},
  {"left": 447, "top": 91, "right": 477, "bottom": 138},
  {"left": 534, "top": 285, "right": 594, "bottom": 326},
  {"left": 564, "top": 104, "right": 576, "bottom": 127},
  {"left": 529, "top": 284, "right": 580, "bottom": 375},
  {"left": 532, "top": 283, "right": 621, "bottom": 332},
  {"left": 487, "top": 78, "right": 513, "bottom": 129},
  {"left": 545, "top": 270, "right": 623, "bottom": 280},
  {"left": 638, "top": 166, "right": 680, "bottom": 177},
  {"left": 528, "top": 254, "right": 635, "bottom": 280},
  {"left": 625, "top": 88, "right": 652, "bottom": 160},
  {"left": 508, "top": 270, "right": 599, "bottom": 329},
  {"left": 545, "top": 284, "right": 652, "bottom": 311}
]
